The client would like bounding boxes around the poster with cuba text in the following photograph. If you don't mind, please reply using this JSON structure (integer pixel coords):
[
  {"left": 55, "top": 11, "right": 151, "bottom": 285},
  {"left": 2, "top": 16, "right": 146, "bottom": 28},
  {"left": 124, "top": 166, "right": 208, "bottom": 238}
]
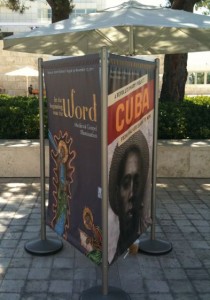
[
  {"left": 108, "top": 54, "right": 155, "bottom": 264},
  {"left": 43, "top": 55, "right": 102, "bottom": 265}
]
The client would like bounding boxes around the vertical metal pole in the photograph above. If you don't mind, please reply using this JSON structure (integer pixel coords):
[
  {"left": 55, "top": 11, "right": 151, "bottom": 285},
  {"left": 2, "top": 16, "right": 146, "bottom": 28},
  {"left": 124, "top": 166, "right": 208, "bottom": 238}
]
[
  {"left": 129, "top": 26, "right": 134, "bottom": 55},
  {"left": 150, "top": 58, "right": 159, "bottom": 240},
  {"left": 138, "top": 58, "right": 171, "bottom": 255},
  {"left": 38, "top": 57, "right": 46, "bottom": 241},
  {"left": 25, "top": 59, "right": 62, "bottom": 256},
  {"left": 101, "top": 47, "right": 108, "bottom": 296}
]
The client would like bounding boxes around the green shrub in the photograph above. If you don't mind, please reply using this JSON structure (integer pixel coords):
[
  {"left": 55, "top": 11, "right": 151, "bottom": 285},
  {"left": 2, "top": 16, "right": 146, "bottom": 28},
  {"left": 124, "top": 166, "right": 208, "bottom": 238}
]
[
  {"left": 0, "top": 95, "right": 48, "bottom": 139},
  {"left": 158, "top": 96, "right": 210, "bottom": 139},
  {"left": 0, "top": 95, "right": 210, "bottom": 139}
]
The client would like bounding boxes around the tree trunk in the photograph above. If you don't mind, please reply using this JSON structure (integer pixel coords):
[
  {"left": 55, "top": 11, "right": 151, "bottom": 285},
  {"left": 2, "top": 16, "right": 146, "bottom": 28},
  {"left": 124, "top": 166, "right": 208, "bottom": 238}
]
[
  {"left": 160, "top": 0, "right": 201, "bottom": 102},
  {"left": 160, "top": 53, "right": 188, "bottom": 102},
  {"left": 47, "top": 0, "right": 74, "bottom": 23}
]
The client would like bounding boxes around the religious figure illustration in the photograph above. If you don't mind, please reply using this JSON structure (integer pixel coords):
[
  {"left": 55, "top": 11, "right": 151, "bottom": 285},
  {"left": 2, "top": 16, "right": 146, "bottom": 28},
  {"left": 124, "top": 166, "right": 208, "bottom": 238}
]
[
  {"left": 79, "top": 207, "right": 102, "bottom": 265},
  {"left": 49, "top": 130, "right": 76, "bottom": 239}
]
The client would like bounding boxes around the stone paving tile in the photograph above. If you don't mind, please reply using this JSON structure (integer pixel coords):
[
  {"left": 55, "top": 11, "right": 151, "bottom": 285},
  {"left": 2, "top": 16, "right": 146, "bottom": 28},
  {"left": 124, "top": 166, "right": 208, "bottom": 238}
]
[
  {"left": 21, "top": 294, "right": 48, "bottom": 300},
  {"left": 28, "top": 268, "right": 51, "bottom": 280},
  {"left": 148, "top": 294, "right": 174, "bottom": 300},
  {"left": 25, "top": 279, "right": 49, "bottom": 293},
  {"left": 48, "top": 279, "right": 73, "bottom": 294},
  {"left": 168, "top": 279, "right": 195, "bottom": 294},
  {"left": 0, "top": 293, "right": 21, "bottom": 300},
  {"left": 4, "top": 267, "right": 29, "bottom": 280},
  {"left": 0, "top": 279, "right": 25, "bottom": 293},
  {"left": 192, "top": 280, "right": 210, "bottom": 293},
  {"left": 199, "top": 295, "right": 210, "bottom": 300},
  {"left": 50, "top": 268, "right": 74, "bottom": 280},
  {"left": 144, "top": 279, "right": 170, "bottom": 293},
  {"left": 0, "top": 178, "right": 210, "bottom": 299},
  {"left": 162, "top": 268, "right": 188, "bottom": 280}
]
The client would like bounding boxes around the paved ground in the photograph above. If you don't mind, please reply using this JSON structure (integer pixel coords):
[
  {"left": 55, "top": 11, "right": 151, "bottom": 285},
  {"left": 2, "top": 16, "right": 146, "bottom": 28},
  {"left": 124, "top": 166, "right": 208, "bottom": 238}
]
[{"left": 0, "top": 177, "right": 209, "bottom": 300}]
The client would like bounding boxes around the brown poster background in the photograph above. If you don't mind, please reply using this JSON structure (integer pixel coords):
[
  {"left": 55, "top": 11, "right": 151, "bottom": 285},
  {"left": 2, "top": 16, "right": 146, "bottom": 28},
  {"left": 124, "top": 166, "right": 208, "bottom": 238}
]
[
  {"left": 43, "top": 55, "right": 102, "bottom": 265},
  {"left": 107, "top": 54, "right": 156, "bottom": 264}
]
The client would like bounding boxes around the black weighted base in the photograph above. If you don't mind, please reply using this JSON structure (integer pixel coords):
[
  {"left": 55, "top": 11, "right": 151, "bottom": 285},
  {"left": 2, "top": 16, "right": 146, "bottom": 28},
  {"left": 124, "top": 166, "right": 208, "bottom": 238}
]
[
  {"left": 80, "top": 286, "right": 131, "bottom": 300},
  {"left": 139, "top": 238, "right": 172, "bottom": 255},
  {"left": 25, "top": 238, "right": 63, "bottom": 256}
]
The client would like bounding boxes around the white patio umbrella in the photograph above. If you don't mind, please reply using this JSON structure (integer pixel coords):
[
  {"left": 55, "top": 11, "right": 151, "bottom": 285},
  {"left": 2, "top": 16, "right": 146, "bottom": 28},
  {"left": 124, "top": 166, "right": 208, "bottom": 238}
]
[
  {"left": 6, "top": 66, "right": 38, "bottom": 96},
  {"left": 3, "top": 1, "right": 210, "bottom": 56}
]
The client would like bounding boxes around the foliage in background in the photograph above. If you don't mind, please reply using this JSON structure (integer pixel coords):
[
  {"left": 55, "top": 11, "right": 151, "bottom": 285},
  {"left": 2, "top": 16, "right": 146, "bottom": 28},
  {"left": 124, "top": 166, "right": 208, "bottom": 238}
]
[
  {"left": 0, "top": 95, "right": 48, "bottom": 139},
  {"left": 158, "top": 96, "right": 210, "bottom": 139},
  {"left": 0, "top": 0, "right": 74, "bottom": 23},
  {"left": 0, "top": 95, "right": 210, "bottom": 140}
]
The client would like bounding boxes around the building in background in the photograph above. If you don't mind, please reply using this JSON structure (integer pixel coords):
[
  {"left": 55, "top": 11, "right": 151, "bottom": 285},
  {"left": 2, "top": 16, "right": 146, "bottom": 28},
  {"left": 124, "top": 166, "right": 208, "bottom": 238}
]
[
  {"left": 0, "top": 0, "right": 106, "bottom": 34},
  {"left": 0, "top": 0, "right": 104, "bottom": 95},
  {"left": 186, "top": 52, "right": 210, "bottom": 95},
  {"left": 0, "top": 1, "right": 51, "bottom": 34}
]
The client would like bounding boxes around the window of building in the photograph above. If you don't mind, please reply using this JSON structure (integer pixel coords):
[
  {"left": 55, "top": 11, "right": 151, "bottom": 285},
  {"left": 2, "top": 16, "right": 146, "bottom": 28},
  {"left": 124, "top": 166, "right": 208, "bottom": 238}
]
[
  {"left": 197, "top": 72, "right": 204, "bottom": 84},
  {"left": 207, "top": 72, "right": 210, "bottom": 84},
  {"left": 75, "top": 9, "right": 86, "bottom": 14},
  {"left": 38, "top": 8, "right": 51, "bottom": 21},
  {"left": 74, "top": 8, "right": 96, "bottom": 16},
  {"left": 187, "top": 71, "right": 210, "bottom": 85},
  {"left": 47, "top": 9, "right": 52, "bottom": 19},
  {"left": 188, "top": 72, "right": 196, "bottom": 84}
]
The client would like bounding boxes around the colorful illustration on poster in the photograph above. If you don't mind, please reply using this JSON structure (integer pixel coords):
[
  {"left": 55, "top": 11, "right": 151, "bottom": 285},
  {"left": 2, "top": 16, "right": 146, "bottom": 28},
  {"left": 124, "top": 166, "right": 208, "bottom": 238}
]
[
  {"left": 79, "top": 207, "right": 102, "bottom": 265},
  {"left": 48, "top": 130, "right": 76, "bottom": 239},
  {"left": 44, "top": 54, "right": 102, "bottom": 266}
]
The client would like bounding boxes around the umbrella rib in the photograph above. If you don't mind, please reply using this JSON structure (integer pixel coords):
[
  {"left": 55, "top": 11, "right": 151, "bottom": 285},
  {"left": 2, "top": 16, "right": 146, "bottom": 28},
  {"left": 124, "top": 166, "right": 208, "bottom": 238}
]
[
  {"left": 94, "top": 29, "right": 126, "bottom": 54},
  {"left": 179, "top": 28, "right": 208, "bottom": 47},
  {"left": 138, "top": 27, "right": 169, "bottom": 51}
]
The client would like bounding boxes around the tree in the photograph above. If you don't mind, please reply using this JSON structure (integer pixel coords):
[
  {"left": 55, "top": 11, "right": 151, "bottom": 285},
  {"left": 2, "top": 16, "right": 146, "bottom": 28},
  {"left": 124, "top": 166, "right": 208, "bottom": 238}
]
[
  {"left": 45, "top": 0, "right": 74, "bottom": 23},
  {"left": 195, "top": 0, "right": 210, "bottom": 13},
  {"left": 160, "top": 0, "right": 209, "bottom": 102},
  {"left": 0, "top": 0, "right": 74, "bottom": 23}
]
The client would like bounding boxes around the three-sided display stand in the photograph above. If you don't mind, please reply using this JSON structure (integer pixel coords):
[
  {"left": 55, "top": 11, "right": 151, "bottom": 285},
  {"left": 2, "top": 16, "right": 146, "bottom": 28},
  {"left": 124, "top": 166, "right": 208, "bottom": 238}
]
[{"left": 25, "top": 48, "right": 172, "bottom": 299}]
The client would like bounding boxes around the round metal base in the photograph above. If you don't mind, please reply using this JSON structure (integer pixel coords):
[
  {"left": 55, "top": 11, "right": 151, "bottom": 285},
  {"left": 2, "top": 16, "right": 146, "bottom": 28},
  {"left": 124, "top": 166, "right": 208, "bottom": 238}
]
[
  {"left": 80, "top": 286, "right": 131, "bottom": 300},
  {"left": 25, "top": 238, "right": 63, "bottom": 256},
  {"left": 139, "top": 238, "right": 172, "bottom": 255}
]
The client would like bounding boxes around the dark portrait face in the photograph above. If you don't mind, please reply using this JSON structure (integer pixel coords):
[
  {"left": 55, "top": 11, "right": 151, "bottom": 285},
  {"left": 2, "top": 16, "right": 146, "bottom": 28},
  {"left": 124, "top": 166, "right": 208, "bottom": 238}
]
[{"left": 117, "top": 146, "right": 143, "bottom": 240}]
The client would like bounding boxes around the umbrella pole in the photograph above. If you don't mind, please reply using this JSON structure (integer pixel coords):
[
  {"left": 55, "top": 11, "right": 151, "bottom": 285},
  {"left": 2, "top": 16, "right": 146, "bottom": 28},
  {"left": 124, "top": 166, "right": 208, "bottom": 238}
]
[
  {"left": 138, "top": 58, "right": 172, "bottom": 255},
  {"left": 26, "top": 76, "right": 28, "bottom": 97},
  {"left": 24, "top": 58, "right": 63, "bottom": 256},
  {"left": 79, "top": 48, "right": 130, "bottom": 300},
  {"left": 129, "top": 26, "right": 134, "bottom": 55}
]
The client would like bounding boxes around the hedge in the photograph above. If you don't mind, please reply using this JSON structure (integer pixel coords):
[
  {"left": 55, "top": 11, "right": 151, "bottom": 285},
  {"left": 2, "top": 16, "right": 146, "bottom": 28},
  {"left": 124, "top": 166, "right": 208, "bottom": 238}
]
[
  {"left": 0, "top": 95, "right": 48, "bottom": 139},
  {"left": 158, "top": 96, "right": 210, "bottom": 139},
  {"left": 0, "top": 94, "right": 210, "bottom": 139}
]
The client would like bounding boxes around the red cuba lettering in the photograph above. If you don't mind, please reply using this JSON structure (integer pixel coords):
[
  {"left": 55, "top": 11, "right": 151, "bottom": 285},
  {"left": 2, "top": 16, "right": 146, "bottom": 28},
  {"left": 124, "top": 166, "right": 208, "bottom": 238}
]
[{"left": 115, "top": 87, "right": 149, "bottom": 133}]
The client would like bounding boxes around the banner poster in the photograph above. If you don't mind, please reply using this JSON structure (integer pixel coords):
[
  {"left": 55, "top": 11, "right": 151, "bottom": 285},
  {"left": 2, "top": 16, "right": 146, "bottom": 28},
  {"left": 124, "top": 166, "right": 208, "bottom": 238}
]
[
  {"left": 108, "top": 54, "right": 155, "bottom": 264},
  {"left": 43, "top": 55, "right": 102, "bottom": 265}
]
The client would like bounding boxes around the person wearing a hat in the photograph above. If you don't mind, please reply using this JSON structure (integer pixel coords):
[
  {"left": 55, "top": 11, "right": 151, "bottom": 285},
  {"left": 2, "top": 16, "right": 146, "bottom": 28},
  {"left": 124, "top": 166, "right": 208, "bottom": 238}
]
[{"left": 109, "top": 130, "right": 150, "bottom": 261}]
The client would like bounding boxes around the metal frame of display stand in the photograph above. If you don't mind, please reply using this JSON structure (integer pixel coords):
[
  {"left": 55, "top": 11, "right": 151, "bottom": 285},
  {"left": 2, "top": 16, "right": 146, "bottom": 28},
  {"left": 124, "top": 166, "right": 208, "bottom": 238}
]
[
  {"left": 80, "top": 48, "right": 130, "bottom": 299},
  {"left": 24, "top": 58, "right": 63, "bottom": 255},
  {"left": 138, "top": 58, "right": 172, "bottom": 255}
]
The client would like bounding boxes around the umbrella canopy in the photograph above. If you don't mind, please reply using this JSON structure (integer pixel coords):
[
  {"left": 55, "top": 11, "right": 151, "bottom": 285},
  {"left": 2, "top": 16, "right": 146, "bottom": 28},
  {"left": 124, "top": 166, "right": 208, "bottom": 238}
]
[
  {"left": 6, "top": 66, "right": 38, "bottom": 96},
  {"left": 6, "top": 66, "right": 38, "bottom": 77},
  {"left": 3, "top": 1, "right": 210, "bottom": 56}
]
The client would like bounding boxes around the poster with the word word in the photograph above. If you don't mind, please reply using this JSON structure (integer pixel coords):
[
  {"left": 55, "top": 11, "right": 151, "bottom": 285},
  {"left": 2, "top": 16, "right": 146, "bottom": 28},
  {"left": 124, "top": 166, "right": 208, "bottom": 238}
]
[{"left": 43, "top": 55, "right": 102, "bottom": 265}]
